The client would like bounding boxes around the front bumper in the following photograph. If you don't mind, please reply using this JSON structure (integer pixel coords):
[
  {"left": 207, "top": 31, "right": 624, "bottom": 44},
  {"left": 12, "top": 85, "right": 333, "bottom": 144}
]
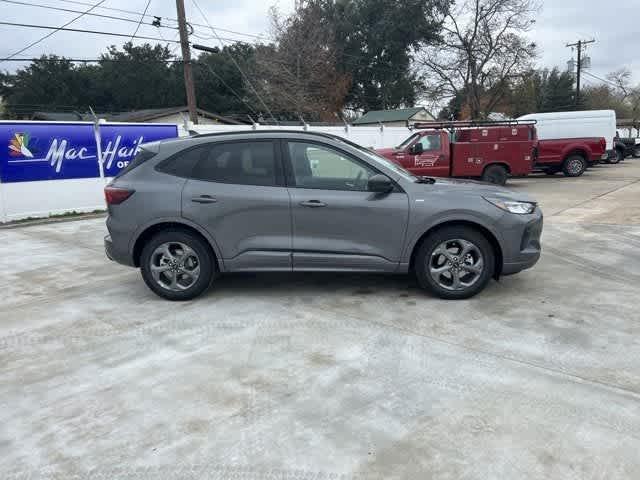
[{"left": 500, "top": 210, "right": 543, "bottom": 276}]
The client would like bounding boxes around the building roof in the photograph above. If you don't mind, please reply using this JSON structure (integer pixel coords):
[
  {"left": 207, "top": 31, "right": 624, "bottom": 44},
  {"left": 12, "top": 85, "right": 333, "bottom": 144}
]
[
  {"left": 31, "top": 106, "right": 245, "bottom": 125},
  {"left": 352, "top": 107, "right": 429, "bottom": 125}
]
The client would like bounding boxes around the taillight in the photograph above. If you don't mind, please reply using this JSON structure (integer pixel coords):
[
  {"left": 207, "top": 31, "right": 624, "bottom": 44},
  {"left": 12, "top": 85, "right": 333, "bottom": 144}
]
[
  {"left": 104, "top": 186, "right": 135, "bottom": 205},
  {"left": 601, "top": 138, "right": 607, "bottom": 150}
]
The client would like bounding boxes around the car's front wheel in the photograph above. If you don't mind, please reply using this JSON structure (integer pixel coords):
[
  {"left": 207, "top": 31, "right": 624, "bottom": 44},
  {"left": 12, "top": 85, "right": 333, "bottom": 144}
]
[
  {"left": 140, "top": 230, "right": 215, "bottom": 301},
  {"left": 415, "top": 226, "right": 495, "bottom": 300}
]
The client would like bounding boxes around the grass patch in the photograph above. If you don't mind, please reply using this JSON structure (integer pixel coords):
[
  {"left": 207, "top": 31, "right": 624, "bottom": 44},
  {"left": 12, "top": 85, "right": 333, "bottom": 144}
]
[{"left": 1, "top": 209, "right": 107, "bottom": 226}]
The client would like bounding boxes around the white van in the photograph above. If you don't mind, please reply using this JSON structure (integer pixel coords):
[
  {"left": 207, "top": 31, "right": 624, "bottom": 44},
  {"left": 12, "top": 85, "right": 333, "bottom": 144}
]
[{"left": 517, "top": 110, "right": 616, "bottom": 153}]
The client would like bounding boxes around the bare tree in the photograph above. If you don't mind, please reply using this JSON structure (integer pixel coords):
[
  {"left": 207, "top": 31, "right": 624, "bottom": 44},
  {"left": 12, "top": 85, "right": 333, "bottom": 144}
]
[
  {"left": 420, "top": 0, "right": 539, "bottom": 119},
  {"left": 252, "top": 1, "right": 350, "bottom": 122},
  {"left": 606, "top": 68, "right": 640, "bottom": 129}
]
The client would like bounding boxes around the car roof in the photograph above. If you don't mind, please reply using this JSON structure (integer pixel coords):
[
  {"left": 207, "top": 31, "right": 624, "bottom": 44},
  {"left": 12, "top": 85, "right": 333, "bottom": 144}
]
[{"left": 155, "top": 129, "right": 348, "bottom": 149}]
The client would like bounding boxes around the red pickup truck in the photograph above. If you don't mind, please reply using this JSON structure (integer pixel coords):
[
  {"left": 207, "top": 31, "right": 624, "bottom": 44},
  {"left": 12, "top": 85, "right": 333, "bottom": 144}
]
[
  {"left": 536, "top": 138, "right": 607, "bottom": 177},
  {"left": 376, "top": 121, "right": 537, "bottom": 185}
]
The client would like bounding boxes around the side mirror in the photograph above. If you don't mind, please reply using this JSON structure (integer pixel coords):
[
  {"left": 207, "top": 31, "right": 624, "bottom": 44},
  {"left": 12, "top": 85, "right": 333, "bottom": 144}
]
[
  {"left": 411, "top": 143, "right": 424, "bottom": 155},
  {"left": 368, "top": 174, "right": 394, "bottom": 193}
]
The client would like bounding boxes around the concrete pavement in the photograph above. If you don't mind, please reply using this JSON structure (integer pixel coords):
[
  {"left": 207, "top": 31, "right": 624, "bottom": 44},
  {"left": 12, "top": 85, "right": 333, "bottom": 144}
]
[{"left": 2, "top": 160, "right": 640, "bottom": 479}]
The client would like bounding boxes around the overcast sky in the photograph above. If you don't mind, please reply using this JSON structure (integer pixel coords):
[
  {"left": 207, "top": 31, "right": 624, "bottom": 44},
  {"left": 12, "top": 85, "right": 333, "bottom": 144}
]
[{"left": 1, "top": 0, "right": 638, "bottom": 86}]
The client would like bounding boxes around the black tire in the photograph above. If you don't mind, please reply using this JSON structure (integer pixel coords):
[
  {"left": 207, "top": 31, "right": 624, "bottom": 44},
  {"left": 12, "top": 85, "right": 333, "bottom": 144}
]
[
  {"left": 414, "top": 226, "right": 496, "bottom": 300},
  {"left": 140, "top": 229, "right": 215, "bottom": 301},
  {"left": 610, "top": 148, "right": 624, "bottom": 164},
  {"left": 633, "top": 146, "right": 640, "bottom": 158},
  {"left": 562, "top": 155, "right": 587, "bottom": 177},
  {"left": 481, "top": 165, "right": 508, "bottom": 185}
]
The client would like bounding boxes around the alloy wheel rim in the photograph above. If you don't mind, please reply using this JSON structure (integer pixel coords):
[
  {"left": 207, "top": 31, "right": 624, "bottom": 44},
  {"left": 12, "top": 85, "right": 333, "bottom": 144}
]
[
  {"left": 429, "top": 239, "right": 484, "bottom": 291},
  {"left": 150, "top": 242, "right": 200, "bottom": 291},
  {"left": 568, "top": 158, "right": 583, "bottom": 174}
]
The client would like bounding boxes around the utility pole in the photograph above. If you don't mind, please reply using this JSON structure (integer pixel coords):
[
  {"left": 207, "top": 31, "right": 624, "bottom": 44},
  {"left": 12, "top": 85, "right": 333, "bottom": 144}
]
[
  {"left": 176, "top": 0, "right": 198, "bottom": 125},
  {"left": 566, "top": 39, "right": 595, "bottom": 107}
]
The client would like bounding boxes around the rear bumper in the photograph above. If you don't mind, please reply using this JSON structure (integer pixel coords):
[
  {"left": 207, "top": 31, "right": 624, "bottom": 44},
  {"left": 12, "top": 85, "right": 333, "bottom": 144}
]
[
  {"left": 500, "top": 211, "right": 543, "bottom": 276},
  {"left": 104, "top": 233, "right": 135, "bottom": 267},
  {"left": 105, "top": 234, "right": 114, "bottom": 261}
]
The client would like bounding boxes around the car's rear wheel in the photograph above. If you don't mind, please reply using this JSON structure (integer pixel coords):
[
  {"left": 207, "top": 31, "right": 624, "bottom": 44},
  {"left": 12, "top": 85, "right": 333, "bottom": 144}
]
[
  {"left": 481, "top": 165, "right": 508, "bottom": 185},
  {"left": 633, "top": 146, "right": 640, "bottom": 158},
  {"left": 562, "top": 155, "right": 587, "bottom": 177},
  {"left": 140, "top": 230, "right": 215, "bottom": 301},
  {"left": 415, "top": 226, "right": 495, "bottom": 300}
]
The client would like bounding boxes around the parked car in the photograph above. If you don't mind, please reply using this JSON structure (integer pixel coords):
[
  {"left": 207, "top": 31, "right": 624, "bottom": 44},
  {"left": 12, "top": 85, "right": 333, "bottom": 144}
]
[
  {"left": 104, "top": 131, "right": 543, "bottom": 301},
  {"left": 615, "top": 132, "right": 640, "bottom": 159},
  {"left": 517, "top": 110, "right": 615, "bottom": 175},
  {"left": 375, "top": 121, "right": 537, "bottom": 186}
]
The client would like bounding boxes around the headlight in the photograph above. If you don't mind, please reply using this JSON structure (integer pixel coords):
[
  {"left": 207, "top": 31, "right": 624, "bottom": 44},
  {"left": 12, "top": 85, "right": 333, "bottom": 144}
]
[{"left": 484, "top": 196, "right": 536, "bottom": 214}]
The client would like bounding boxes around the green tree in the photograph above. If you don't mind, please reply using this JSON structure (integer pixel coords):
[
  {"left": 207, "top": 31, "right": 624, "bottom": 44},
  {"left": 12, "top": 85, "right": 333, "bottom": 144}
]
[
  {"left": 320, "top": 0, "right": 450, "bottom": 111},
  {"left": 95, "top": 42, "right": 182, "bottom": 111},
  {"left": 505, "top": 68, "right": 575, "bottom": 117},
  {"left": 0, "top": 56, "right": 98, "bottom": 117},
  {"left": 539, "top": 68, "right": 575, "bottom": 112},
  {"left": 192, "top": 43, "right": 256, "bottom": 118}
]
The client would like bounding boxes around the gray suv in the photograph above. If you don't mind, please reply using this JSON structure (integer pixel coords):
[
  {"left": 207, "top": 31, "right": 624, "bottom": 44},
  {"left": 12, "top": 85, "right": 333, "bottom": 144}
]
[{"left": 104, "top": 131, "right": 542, "bottom": 300}]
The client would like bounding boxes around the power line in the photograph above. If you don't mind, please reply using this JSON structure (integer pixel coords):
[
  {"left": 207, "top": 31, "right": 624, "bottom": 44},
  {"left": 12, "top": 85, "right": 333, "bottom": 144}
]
[
  {"left": 582, "top": 70, "right": 621, "bottom": 89},
  {"left": 0, "top": 20, "right": 182, "bottom": 43},
  {"left": 55, "top": 0, "right": 178, "bottom": 23},
  {"left": 2, "top": 0, "right": 107, "bottom": 62},
  {"left": 55, "top": 0, "right": 270, "bottom": 41},
  {"left": 0, "top": 21, "right": 255, "bottom": 46},
  {"left": 0, "top": 0, "right": 178, "bottom": 31},
  {"left": 0, "top": 57, "right": 185, "bottom": 62},
  {"left": 190, "top": 0, "right": 278, "bottom": 125},
  {"left": 195, "top": 62, "right": 258, "bottom": 117},
  {"left": 129, "top": 0, "right": 153, "bottom": 42}
]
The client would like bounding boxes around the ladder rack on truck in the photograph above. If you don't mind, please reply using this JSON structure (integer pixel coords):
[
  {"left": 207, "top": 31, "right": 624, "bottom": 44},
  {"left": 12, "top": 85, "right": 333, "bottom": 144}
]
[{"left": 412, "top": 120, "right": 537, "bottom": 130}]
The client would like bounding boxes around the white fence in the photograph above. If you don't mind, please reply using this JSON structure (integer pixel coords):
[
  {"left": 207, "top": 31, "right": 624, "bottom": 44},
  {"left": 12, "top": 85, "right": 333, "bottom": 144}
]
[{"left": 0, "top": 122, "right": 412, "bottom": 222}]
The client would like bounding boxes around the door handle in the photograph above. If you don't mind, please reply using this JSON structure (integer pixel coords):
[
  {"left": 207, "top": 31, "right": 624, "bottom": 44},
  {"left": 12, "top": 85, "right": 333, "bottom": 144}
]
[
  {"left": 191, "top": 195, "right": 217, "bottom": 204},
  {"left": 299, "top": 200, "right": 327, "bottom": 208}
]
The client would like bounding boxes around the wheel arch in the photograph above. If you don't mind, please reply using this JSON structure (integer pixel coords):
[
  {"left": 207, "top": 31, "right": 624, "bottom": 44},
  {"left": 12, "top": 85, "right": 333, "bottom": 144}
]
[
  {"left": 562, "top": 148, "right": 588, "bottom": 163},
  {"left": 408, "top": 220, "right": 504, "bottom": 278},
  {"left": 483, "top": 162, "right": 511, "bottom": 174},
  {"left": 131, "top": 219, "right": 222, "bottom": 270}
]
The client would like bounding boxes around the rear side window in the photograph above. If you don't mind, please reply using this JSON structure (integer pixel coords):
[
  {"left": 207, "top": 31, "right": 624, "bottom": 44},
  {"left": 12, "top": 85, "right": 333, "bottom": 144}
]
[
  {"left": 191, "top": 141, "right": 277, "bottom": 186},
  {"left": 156, "top": 145, "right": 205, "bottom": 178},
  {"left": 114, "top": 148, "right": 155, "bottom": 178}
]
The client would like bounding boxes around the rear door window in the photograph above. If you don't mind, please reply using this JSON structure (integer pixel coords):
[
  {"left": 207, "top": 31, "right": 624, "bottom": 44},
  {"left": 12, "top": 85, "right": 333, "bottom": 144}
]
[{"left": 191, "top": 141, "right": 278, "bottom": 186}]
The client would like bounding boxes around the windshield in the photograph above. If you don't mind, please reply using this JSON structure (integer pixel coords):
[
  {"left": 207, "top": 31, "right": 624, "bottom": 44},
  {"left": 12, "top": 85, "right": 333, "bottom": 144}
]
[
  {"left": 334, "top": 137, "right": 418, "bottom": 182},
  {"left": 396, "top": 133, "right": 420, "bottom": 150}
]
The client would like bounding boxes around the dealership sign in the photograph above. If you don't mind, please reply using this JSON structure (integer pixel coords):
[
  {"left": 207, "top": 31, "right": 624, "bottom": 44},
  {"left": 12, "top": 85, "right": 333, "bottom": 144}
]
[{"left": 0, "top": 122, "right": 178, "bottom": 183}]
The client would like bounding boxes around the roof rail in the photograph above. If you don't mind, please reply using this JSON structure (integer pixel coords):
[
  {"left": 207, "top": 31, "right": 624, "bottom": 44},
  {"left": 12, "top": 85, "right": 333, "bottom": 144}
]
[
  {"left": 412, "top": 119, "right": 537, "bottom": 130},
  {"left": 190, "top": 129, "right": 343, "bottom": 140}
]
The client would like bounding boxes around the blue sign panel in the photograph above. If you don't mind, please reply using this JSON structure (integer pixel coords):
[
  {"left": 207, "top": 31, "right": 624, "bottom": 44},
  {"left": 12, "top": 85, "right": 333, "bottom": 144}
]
[{"left": 0, "top": 122, "right": 178, "bottom": 183}]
